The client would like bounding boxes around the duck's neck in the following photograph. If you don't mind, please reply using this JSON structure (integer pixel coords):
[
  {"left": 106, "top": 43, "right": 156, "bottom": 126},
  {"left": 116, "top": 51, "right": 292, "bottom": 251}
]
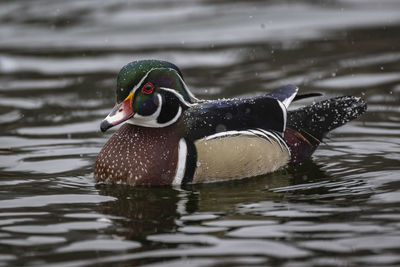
[{"left": 95, "top": 122, "right": 184, "bottom": 185}]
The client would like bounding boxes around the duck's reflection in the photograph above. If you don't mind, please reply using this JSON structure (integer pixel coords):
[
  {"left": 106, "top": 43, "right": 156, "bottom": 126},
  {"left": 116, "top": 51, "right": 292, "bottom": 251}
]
[
  {"left": 97, "top": 185, "right": 189, "bottom": 240},
  {"left": 96, "top": 160, "right": 329, "bottom": 240}
]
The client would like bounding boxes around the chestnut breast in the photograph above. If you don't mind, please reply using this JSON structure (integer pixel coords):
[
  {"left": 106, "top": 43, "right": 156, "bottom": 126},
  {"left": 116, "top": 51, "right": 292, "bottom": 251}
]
[{"left": 95, "top": 123, "right": 183, "bottom": 185}]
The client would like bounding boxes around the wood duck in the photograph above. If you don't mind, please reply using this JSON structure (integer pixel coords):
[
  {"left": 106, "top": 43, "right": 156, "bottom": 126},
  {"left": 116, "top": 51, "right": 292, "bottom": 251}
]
[{"left": 95, "top": 60, "right": 366, "bottom": 186}]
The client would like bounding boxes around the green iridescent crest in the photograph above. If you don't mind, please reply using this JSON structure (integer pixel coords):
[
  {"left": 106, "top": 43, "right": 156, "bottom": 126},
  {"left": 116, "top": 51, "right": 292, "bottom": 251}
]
[{"left": 116, "top": 60, "right": 185, "bottom": 103}]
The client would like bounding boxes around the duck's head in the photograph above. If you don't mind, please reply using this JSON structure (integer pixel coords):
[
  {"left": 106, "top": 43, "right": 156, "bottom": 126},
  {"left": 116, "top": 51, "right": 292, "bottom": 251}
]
[{"left": 100, "top": 60, "right": 197, "bottom": 132}]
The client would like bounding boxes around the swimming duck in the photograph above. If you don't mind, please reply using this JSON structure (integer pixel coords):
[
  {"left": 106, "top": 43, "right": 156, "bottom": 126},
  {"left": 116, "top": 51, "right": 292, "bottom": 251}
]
[{"left": 95, "top": 60, "right": 366, "bottom": 186}]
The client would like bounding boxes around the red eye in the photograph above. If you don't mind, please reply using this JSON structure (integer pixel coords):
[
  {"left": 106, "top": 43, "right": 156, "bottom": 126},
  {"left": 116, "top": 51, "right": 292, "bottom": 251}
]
[{"left": 141, "top": 82, "right": 154, "bottom": 94}]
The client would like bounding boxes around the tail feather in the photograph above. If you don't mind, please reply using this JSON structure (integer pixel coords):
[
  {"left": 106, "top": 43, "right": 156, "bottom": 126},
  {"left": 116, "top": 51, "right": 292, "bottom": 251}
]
[{"left": 284, "top": 96, "right": 367, "bottom": 163}]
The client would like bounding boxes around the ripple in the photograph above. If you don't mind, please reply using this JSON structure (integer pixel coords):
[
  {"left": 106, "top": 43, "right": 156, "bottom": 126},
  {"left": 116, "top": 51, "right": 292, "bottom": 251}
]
[
  {"left": 64, "top": 213, "right": 122, "bottom": 219},
  {"left": 19, "top": 145, "right": 99, "bottom": 158},
  {"left": 0, "top": 218, "right": 33, "bottom": 226},
  {"left": 228, "top": 225, "right": 286, "bottom": 238},
  {"left": 361, "top": 214, "right": 400, "bottom": 221},
  {"left": 67, "top": 239, "right": 310, "bottom": 266},
  {"left": 0, "top": 136, "right": 85, "bottom": 149},
  {"left": 147, "top": 234, "right": 219, "bottom": 245},
  {"left": 17, "top": 120, "right": 100, "bottom": 135},
  {"left": 2, "top": 221, "right": 112, "bottom": 234},
  {"left": 0, "top": 212, "right": 49, "bottom": 217},
  {"left": 314, "top": 73, "right": 400, "bottom": 89},
  {"left": 339, "top": 52, "right": 400, "bottom": 68},
  {"left": 204, "top": 220, "right": 275, "bottom": 228},
  {"left": 57, "top": 239, "right": 140, "bottom": 252},
  {"left": 0, "top": 194, "right": 115, "bottom": 209},
  {"left": 228, "top": 222, "right": 388, "bottom": 238},
  {"left": 1, "top": 52, "right": 239, "bottom": 75},
  {"left": 178, "top": 226, "right": 227, "bottom": 234},
  {"left": 1, "top": 1, "right": 400, "bottom": 50},
  {"left": 141, "top": 257, "right": 266, "bottom": 267},
  {"left": 300, "top": 234, "right": 400, "bottom": 253},
  {"left": 0, "top": 78, "right": 75, "bottom": 91},
  {"left": 0, "top": 254, "right": 16, "bottom": 261},
  {"left": 0, "top": 110, "right": 22, "bottom": 124},
  {"left": 0, "top": 96, "right": 43, "bottom": 109},
  {"left": 5, "top": 158, "right": 90, "bottom": 174},
  {"left": 0, "top": 236, "right": 65, "bottom": 246},
  {"left": 352, "top": 254, "right": 400, "bottom": 266},
  {"left": 369, "top": 191, "right": 400, "bottom": 204},
  {"left": 236, "top": 201, "right": 359, "bottom": 218},
  {"left": 180, "top": 213, "right": 220, "bottom": 222},
  {"left": 0, "top": 179, "right": 38, "bottom": 186}
]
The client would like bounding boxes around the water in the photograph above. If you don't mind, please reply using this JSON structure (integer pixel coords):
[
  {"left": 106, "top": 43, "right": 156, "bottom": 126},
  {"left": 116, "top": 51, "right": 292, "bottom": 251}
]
[{"left": 0, "top": 0, "right": 400, "bottom": 266}]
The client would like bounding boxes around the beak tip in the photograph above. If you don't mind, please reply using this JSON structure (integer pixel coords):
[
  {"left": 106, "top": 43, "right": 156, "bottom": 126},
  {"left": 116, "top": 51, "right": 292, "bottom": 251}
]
[{"left": 100, "top": 120, "right": 113, "bottom": 132}]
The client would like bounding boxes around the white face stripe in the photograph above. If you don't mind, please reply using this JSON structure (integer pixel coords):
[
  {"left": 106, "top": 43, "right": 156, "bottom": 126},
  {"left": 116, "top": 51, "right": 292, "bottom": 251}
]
[
  {"left": 128, "top": 67, "right": 197, "bottom": 102},
  {"left": 175, "top": 72, "right": 199, "bottom": 102},
  {"left": 158, "top": 105, "right": 182, "bottom": 127},
  {"left": 172, "top": 138, "right": 187, "bottom": 185},
  {"left": 127, "top": 103, "right": 182, "bottom": 128},
  {"left": 159, "top": 87, "right": 196, "bottom": 108},
  {"left": 128, "top": 68, "right": 158, "bottom": 96}
]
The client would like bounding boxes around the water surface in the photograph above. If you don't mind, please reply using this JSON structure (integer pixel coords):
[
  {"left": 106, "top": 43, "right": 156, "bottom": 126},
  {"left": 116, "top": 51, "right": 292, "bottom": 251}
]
[{"left": 1, "top": 0, "right": 400, "bottom": 266}]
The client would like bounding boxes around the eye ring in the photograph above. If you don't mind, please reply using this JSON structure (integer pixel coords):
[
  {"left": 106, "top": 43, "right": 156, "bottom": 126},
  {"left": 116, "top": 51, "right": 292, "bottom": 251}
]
[{"left": 141, "top": 82, "right": 154, "bottom": 94}]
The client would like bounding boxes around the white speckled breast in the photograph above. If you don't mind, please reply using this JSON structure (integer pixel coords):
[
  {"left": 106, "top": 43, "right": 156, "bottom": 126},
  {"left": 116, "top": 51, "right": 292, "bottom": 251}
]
[{"left": 95, "top": 123, "right": 183, "bottom": 185}]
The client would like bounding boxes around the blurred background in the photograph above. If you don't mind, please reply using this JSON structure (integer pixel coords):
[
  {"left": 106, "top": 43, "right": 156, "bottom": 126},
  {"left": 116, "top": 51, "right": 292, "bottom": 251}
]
[{"left": 0, "top": 0, "right": 399, "bottom": 266}]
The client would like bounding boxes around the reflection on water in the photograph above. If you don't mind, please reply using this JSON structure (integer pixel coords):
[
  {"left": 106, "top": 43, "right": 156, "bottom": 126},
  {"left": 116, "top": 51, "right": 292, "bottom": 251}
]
[{"left": 1, "top": 0, "right": 400, "bottom": 266}]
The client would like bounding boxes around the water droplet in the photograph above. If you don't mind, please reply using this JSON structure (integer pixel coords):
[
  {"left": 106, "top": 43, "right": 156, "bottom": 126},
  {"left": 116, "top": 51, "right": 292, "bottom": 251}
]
[
  {"left": 216, "top": 124, "right": 227, "bottom": 133},
  {"left": 225, "top": 112, "right": 233, "bottom": 120}
]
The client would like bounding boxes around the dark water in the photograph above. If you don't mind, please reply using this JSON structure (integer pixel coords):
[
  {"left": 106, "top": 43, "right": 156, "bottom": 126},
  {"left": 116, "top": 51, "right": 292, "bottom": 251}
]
[{"left": 1, "top": 0, "right": 400, "bottom": 266}]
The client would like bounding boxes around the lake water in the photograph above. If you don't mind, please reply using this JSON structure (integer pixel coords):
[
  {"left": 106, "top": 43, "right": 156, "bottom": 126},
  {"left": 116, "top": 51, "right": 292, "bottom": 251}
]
[{"left": 1, "top": 0, "right": 400, "bottom": 266}]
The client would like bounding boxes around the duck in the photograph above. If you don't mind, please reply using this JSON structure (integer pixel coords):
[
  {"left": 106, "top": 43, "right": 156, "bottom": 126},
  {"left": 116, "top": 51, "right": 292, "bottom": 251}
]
[{"left": 95, "top": 60, "right": 367, "bottom": 186}]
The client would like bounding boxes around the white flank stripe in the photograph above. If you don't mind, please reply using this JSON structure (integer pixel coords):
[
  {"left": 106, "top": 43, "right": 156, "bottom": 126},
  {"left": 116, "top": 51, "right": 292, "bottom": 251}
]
[
  {"left": 278, "top": 100, "right": 287, "bottom": 131},
  {"left": 282, "top": 86, "right": 298, "bottom": 108},
  {"left": 207, "top": 128, "right": 290, "bottom": 155},
  {"left": 204, "top": 129, "right": 291, "bottom": 158},
  {"left": 248, "top": 129, "right": 273, "bottom": 143},
  {"left": 205, "top": 130, "right": 257, "bottom": 140},
  {"left": 173, "top": 138, "right": 187, "bottom": 185},
  {"left": 256, "top": 128, "right": 291, "bottom": 154}
]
